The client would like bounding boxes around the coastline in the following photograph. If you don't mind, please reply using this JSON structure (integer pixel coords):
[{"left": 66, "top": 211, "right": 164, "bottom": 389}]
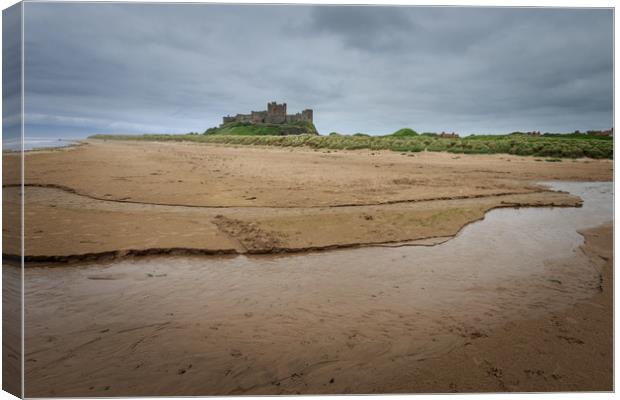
[{"left": 2, "top": 140, "right": 611, "bottom": 262}]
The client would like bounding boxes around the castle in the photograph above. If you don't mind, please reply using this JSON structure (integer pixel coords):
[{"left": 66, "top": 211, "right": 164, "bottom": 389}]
[{"left": 222, "top": 102, "right": 313, "bottom": 126}]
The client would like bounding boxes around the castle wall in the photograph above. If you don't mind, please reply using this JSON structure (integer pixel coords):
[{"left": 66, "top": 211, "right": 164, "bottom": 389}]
[
  {"left": 285, "top": 114, "right": 301, "bottom": 123},
  {"left": 251, "top": 111, "right": 267, "bottom": 123},
  {"left": 236, "top": 114, "right": 252, "bottom": 123},
  {"left": 285, "top": 109, "right": 313, "bottom": 124}
]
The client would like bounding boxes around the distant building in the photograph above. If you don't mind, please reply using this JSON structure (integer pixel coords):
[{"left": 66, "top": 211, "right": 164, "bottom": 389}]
[
  {"left": 587, "top": 128, "right": 614, "bottom": 137},
  {"left": 222, "top": 102, "right": 313, "bottom": 126},
  {"left": 526, "top": 131, "right": 541, "bottom": 136},
  {"left": 439, "top": 131, "right": 459, "bottom": 138}
]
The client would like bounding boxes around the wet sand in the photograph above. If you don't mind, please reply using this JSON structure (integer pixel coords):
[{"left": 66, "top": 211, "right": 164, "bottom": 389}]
[
  {"left": 2, "top": 140, "right": 612, "bottom": 259},
  {"left": 4, "top": 141, "right": 613, "bottom": 395},
  {"left": 22, "top": 182, "right": 613, "bottom": 396},
  {"left": 405, "top": 223, "right": 613, "bottom": 393}
]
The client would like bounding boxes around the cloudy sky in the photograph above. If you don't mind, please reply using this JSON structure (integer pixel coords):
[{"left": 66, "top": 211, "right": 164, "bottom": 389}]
[{"left": 23, "top": 3, "right": 613, "bottom": 138}]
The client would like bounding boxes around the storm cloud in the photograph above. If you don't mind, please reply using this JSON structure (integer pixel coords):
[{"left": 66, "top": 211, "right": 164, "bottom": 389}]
[{"left": 23, "top": 3, "right": 613, "bottom": 137}]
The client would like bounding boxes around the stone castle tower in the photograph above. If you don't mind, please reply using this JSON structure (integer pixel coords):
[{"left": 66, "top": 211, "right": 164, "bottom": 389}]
[
  {"left": 266, "top": 102, "right": 287, "bottom": 124},
  {"left": 222, "top": 101, "right": 313, "bottom": 125}
]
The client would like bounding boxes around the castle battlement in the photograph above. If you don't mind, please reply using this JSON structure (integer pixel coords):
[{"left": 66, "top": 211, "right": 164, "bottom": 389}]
[{"left": 222, "top": 102, "right": 313, "bottom": 126}]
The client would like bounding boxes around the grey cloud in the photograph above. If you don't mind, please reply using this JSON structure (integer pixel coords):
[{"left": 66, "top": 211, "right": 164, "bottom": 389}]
[
  {"left": 307, "top": 6, "right": 417, "bottom": 51},
  {"left": 20, "top": 3, "right": 613, "bottom": 138}
]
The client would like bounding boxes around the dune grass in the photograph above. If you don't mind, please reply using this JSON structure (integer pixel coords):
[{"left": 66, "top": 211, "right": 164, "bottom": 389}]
[{"left": 90, "top": 131, "right": 612, "bottom": 159}]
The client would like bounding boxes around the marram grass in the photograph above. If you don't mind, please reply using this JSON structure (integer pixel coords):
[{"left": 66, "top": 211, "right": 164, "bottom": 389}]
[{"left": 89, "top": 133, "right": 613, "bottom": 159}]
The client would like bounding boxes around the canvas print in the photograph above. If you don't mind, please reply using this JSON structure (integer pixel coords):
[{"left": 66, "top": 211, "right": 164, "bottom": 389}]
[{"left": 2, "top": 1, "right": 614, "bottom": 397}]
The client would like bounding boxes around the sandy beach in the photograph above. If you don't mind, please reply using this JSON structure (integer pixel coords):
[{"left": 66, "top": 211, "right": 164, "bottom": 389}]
[
  {"left": 2, "top": 139, "right": 612, "bottom": 260},
  {"left": 1, "top": 140, "right": 613, "bottom": 395}
]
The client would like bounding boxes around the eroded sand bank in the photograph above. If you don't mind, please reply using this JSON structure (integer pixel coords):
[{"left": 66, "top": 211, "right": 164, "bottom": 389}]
[
  {"left": 22, "top": 182, "right": 612, "bottom": 395},
  {"left": 2, "top": 140, "right": 612, "bottom": 259}
]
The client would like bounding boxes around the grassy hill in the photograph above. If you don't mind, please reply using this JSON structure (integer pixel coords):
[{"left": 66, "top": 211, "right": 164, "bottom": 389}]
[
  {"left": 390, "top": 128, "right": 419, "bottom": 137},
  {"left": 203, "top": 121, "right": 318, "bottom": 136}
]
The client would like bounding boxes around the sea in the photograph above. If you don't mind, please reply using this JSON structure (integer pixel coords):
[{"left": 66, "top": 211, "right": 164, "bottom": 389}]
[{"left": 3, "top": 137, "right": 79, "bottom": 152}]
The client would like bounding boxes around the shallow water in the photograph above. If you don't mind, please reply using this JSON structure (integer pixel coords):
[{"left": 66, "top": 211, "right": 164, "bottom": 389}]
[
  {"left": 23, "top": 181, "right": 613, "bottom": 396},
  {"left": 10, "top": 138, "right": 78, "bottom": 151}
]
